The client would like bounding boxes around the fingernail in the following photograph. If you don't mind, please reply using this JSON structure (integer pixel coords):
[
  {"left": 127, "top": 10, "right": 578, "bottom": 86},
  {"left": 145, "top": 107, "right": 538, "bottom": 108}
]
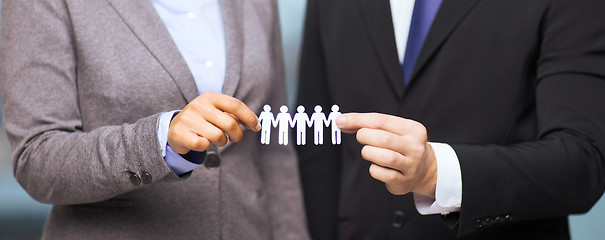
[
  {"left": 336, "top": 115, "right": 345, "bottom": 126},
  {"left": 255, "top": 123, "right": 261, "bottom": 131}
]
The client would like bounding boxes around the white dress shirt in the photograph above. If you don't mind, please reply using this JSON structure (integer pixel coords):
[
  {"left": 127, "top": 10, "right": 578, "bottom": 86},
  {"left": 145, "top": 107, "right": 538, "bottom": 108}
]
[
  {"left": 152, "top": 0, "right": 226, "bottom": 175},
  {"left": 389, "top": 0, "right": 462, "bottom": 214}
]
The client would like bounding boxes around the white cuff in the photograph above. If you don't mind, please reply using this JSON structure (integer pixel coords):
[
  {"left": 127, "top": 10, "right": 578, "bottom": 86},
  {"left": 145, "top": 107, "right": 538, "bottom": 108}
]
[
  {"left": 414, "top": 142, "right": 462, "bottom": 215},
  {"left": 158, "top": 110, "right": 180, "bottom": 157}
]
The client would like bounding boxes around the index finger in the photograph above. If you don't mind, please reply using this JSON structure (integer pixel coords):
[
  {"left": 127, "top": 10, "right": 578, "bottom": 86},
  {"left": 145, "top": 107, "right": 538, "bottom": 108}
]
[
  {"left": 208, "top": 93, "right": 260, "bottom": 132},
  {"left": 336, "top": 112, "right": 418, "bottom": 136}
]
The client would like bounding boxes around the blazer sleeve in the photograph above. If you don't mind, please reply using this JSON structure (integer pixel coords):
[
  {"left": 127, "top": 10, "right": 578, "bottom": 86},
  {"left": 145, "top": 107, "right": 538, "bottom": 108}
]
[
  {"left": 453, "top": 0, "right": 605, "bottom": 236},
  {"left": 295, "top": 0, "right": 343, "bottom": 239},
  {"left": 0, "top": 0, "right": 182, "bottom": 205}
]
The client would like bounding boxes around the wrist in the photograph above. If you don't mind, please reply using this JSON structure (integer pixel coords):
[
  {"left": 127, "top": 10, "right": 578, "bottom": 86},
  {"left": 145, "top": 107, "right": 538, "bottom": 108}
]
[{"left": 416, "top": 143, "right": 438, "bottom": 198}]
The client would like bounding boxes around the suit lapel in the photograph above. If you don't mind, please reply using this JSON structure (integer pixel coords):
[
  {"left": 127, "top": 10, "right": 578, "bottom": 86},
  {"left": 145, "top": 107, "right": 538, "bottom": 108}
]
[
  {"left": 104, "top": 0, "right": 199, "bottom": 103},
  {"left": 220, "top": 0, "right": 244, "bottom": 97},
  {"left": 408, "top": 0, "right": 481, "bottom": 84},
  {"left": 356, "top": 0, "right": 405, "bottom": 98}
]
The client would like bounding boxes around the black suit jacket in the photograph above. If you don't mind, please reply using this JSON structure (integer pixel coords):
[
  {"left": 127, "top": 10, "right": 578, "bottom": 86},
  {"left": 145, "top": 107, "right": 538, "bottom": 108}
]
[{"left": 296, "top": 0, "right": 605, "bottom": 239}]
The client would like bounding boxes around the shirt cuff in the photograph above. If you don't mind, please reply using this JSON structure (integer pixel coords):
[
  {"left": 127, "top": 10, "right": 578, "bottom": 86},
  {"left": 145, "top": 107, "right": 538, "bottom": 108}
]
[
  {"left": 158, "top": 111, "right": 206, "bottom": 175},
  {"left": 165, "top": 145, "right": 206, "bottom": 176},
  {"left": 158, "top": 110, "right": 180, "bottom": 157},
  {"left": 414, "top": 142, "right": 462, "bottom": 215}
]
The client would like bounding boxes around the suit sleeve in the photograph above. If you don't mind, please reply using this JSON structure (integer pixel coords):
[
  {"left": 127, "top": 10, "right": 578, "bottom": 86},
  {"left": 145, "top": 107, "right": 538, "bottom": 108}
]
[
  {"left": 295, "top": 0, "right": 343, "bottom": 239},
  {"left": 0, "top": 0, "right": 182, "bottom": 205},
  {"left": 453, "top": 0, "right": 605, "bottom": 236}
]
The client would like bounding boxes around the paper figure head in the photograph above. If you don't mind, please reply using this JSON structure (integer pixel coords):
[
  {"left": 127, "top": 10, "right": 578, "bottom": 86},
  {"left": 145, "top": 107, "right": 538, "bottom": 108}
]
[
  {"left": 297, "top": 105, "right": 305, "bottom": 113},
  {"left": 280, "top": 105, "right": 288, "bottom": 113},
  {"left": 263, "top": 104, "right": 271, "bottom": 112},
  {"left": 314, "top": 105, "right": 322, "bottom": 113},
  {"left": 332, "top": 104, "right": 339, "bottom": 112}
]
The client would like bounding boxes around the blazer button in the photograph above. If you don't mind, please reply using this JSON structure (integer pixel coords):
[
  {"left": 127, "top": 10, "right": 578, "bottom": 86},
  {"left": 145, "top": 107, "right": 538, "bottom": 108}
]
[
  {"left": 205, "top": 151, "right": 221, "bottom": 168},
  {"left": 474, "top": 219, "right": 483, "bottom": 229},
  {"left": 129, "top": 172, "right": 141, "bottom": 186},
  {"left": 504, "top": 214, "right": 513, "bottom": 222},
  {"left": 141, "top": 171, "right": 152, "bottom": 184},
  {"left": 391, "top": 210, "right": 406, "bottom": 228}
]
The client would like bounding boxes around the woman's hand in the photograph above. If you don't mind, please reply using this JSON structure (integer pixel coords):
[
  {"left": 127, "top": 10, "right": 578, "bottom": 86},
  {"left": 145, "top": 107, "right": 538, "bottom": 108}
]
[{"left": 168, "top": 92, "right": 261, "bottom": 154}]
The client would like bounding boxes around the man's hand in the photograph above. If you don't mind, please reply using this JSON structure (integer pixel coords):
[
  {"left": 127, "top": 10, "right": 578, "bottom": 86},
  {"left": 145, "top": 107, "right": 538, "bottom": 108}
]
[
  {"left": 168, "top": 92, "right": 261, "bottom": 154},
  {"left": 336, "top": 113, "right": 437, "bottom": 198}
]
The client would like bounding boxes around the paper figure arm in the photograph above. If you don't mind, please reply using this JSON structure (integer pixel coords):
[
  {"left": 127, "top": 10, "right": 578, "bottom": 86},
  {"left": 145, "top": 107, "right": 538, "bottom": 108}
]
[
  {"left": 290, "top": 115, "right": 296, "bottom": 128},
  {"left": 306, "top": 115, "right": 312, "bottom": 127},
  {"left": 272, "top": 114, "right": 279, "bottom": 128}
]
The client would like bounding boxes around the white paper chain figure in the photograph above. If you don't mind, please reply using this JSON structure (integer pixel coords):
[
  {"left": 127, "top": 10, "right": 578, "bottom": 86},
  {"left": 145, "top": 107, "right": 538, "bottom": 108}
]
[
  {"left": 259, "top": 104, "right": 341, "bottom": 146},
  {"left": 258, "top": 104, "right": 275, "bottom": 145},
  {"left": 274, "top": 105, "right": 294, "bottom": 145},
  {"left": 327, "top": 105, "right": 342, "bottom": 145},
  {"left": 293, "top": 105, "right": 312, "bottom": 145},
  {"left": 310, "top": 105, "right": 329, "bottom": 145}
]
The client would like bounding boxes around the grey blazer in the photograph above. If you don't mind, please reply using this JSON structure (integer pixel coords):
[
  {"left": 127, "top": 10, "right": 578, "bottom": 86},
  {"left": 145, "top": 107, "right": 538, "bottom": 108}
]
[{"left": 0, "top": 0, "right": 310, "bottom": 239}]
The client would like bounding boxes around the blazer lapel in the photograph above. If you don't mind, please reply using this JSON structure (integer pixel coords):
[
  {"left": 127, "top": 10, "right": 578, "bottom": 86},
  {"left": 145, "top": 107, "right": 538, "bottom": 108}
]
[
  {"left": 356, "top": 0, "right": 405, "bottom": 98},
  {"left": 220, "top": 0, "right": 244, "bottom": 97},
  {"left": 408, "top": 0, "right": 481, "bottom": 84},
  {"left": 104, "top": 0, "right": 199, "bottom": 103}
]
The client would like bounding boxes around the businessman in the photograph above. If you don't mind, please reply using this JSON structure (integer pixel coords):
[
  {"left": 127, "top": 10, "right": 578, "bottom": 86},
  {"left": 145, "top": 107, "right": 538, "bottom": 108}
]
[
  {"left": 296, "top": 0, "right": 605, "bottom": 239},
  {"left": 1, "top": 0, "right": 309, "bottom": 239}
]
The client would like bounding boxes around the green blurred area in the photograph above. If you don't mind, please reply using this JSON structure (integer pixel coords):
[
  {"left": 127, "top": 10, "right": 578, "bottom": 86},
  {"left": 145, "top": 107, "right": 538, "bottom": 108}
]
[{"left": 0, "top": 0, "right": 603, "bottom": 239}]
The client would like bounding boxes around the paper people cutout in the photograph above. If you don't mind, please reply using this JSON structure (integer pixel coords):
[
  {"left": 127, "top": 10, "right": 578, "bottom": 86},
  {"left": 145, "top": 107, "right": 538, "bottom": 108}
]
[
  {"left": 293, "top": 105, "right": 312, "bottom": 145},
  {"left": 274, "top": 105, "right": 294, "bottom": 146},
  {"left": 258, "top": 104, "right": 275, "bottom": 145},
  {"left": 327, "top": 105, "right": 342, "bottom": 145},
  {"left": 310, "top": 105, "right": 328, "bottom": 145},
  {"left": 259, "top": 104, "right": 341, "bottom": 146}
]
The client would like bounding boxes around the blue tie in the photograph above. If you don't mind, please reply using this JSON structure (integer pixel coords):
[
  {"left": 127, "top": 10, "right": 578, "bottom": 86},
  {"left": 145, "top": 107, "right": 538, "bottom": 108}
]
[{"left": 402, "top": 0, "right": 443, "bottom": 85}]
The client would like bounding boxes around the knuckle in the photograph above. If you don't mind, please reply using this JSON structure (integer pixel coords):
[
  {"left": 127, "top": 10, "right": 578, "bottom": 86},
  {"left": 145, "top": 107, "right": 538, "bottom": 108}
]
[
  {"left": 225, "top": 97, "right": 243, "bottom": 111},
  {"left": 179, "top": 113, "right": 194, "bottom": 124},
  {"left": 246, "top": 114, "right": 257, "bottom": 125},
  {"left": 377, "top": 134, "right": 391, "bottom": 147},
  {"left": 347, "top": 113, "right": 358, "bottom": 125},
  {"left": 202, "top": 91, "right": 216, "bottom": 97},
  {"left": 410, "top": 143, "right": 426, "bottom": 159},
  {"left": 197, "top": 104, "right": 213, "bottom": 114},
  {"left": 169, "top": 124, "right": 187, "bottom": 137},
  {"left": 228, "top": 131, "right": 243, "bottom": 143},
  {"left": 190, "top": 137, "right": 209, "bottom": 151},
  {"left": 383, "top": 151, "right": 399, "bottom": 166},
  {"left": 385, "top": 172, "right": 399, "bottom": 183},
  {"left": 226, "top": 119, "right": 240, "bottom": 132},
  {"left": 198, "top": 92, "right": 211, "bottom": 101},
  {"left": 418, "top": 124, "right": 427, "bottom": 136},
  {"left": 374, "top": 114, "right": 388, "bottom": 127},
  {"left": 416, "top": 123, "right": 428, "bottom": 141},
  {"left": 206, "top": 128, "right": 225, "bottom": 142},
  {"left": 233, "top": 99, "right": 245, "bottom": 110},
  {"left": 410, "top": 121, "right": 427, "bottom": 137}
]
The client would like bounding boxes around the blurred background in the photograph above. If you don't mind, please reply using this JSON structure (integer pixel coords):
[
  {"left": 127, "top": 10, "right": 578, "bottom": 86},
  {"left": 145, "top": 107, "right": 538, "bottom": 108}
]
[{"left": 1, "top": 0, "right": 604, "bottom": 239}]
